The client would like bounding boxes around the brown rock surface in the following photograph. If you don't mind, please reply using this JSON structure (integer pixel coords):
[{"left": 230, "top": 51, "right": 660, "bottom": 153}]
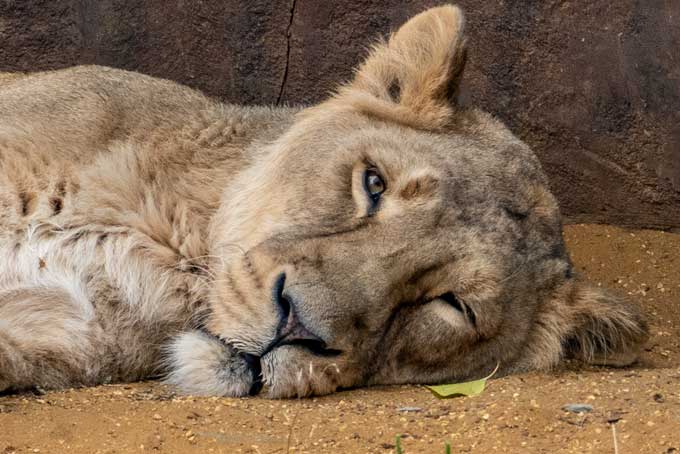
[{"left": 1, "top": 1, "right": 678, "bottom": 228}]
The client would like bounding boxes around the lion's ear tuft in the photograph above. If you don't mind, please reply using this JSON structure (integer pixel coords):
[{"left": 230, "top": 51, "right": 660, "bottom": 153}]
[
  {"left": 522, "top": 278, "right": 649, "bottom": 371},
  {"left": 337, "top": 5, "right": 467, "bottom": 130}
]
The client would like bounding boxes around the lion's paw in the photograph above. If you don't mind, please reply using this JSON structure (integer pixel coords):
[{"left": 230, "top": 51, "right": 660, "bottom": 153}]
[{"left": 163, "top": 330, "right": 258, "bottom": 397}]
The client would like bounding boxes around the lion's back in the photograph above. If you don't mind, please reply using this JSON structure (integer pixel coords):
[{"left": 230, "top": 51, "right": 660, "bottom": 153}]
[{"left": 0, "top": 66, "right": 221, "bottom": 160}]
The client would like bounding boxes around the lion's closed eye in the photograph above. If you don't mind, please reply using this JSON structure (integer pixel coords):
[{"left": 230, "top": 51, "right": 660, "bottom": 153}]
[
  {"left": 426, "top": 293, "right": 477, "bottom": 329},
  {"left": 439, "top": 293, "right": 477, "bottom": 326},
  {"left": 500, "top": 202, "right": 529, "bottom": 221}
]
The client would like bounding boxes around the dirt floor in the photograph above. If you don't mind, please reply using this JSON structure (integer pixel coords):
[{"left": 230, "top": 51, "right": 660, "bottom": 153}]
[{"left": 1, "top": 224, "right": 678, "bottom": 454}]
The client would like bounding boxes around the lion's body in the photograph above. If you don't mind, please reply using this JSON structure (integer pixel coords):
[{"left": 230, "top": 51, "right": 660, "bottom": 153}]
[
  {"left": 0, "top": 6, "right": 647, "bottom": 398},
  {"left": 0, "top": 66, "right": 296, "bottom": 390}
]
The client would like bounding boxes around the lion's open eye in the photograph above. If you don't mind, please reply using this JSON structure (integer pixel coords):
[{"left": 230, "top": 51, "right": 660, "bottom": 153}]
[{"left": 364, "top": 168, "right": 386, "bottom": 202}]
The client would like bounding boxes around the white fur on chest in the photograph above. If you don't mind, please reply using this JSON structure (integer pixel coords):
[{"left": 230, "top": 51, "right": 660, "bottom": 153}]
[{"left": 0, "top": 219, "right": 207, "bottom": 381}]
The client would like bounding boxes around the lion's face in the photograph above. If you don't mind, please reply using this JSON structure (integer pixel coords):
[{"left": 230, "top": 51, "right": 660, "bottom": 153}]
[{"left": 191, "top": 5, "right": 647, "bottom": 398}]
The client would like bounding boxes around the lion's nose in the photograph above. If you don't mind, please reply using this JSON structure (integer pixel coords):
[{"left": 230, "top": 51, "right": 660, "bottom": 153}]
[
  {"left": 277, "top": 297, "right": 325, "bottom": 346},
  {"left": 271, "top": 273, "right": 325, "bottom": 347}
]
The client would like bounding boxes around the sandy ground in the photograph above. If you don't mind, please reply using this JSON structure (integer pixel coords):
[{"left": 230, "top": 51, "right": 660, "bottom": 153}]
[{"left": 1, "top": 224, "right": 679, "bottom": 454}]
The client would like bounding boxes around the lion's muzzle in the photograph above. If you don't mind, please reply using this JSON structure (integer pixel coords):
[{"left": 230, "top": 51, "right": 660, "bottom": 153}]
[{"left": 264, "top": 273, "right": 342, "bottom": 358}]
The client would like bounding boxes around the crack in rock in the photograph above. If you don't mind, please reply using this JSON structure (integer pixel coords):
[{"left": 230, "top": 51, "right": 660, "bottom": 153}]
[{"left": 276, "top": 0, "right": 297, "bottom": 106}]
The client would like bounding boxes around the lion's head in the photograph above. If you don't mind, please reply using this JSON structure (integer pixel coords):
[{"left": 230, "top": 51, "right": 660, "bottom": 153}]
[{"left": 166, "top": 5, "right": 648, "bottom": 398}]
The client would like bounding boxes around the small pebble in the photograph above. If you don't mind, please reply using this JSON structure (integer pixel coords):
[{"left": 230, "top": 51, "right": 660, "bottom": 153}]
[
  {"left": 562, "top": 404, "right": 593, "bottom": 413},
  {"left": 397, "top": 407, "right": 422, "bottom": 413},
  {"left": 607, "top": 412, "right": 623, "bottom": 424}
]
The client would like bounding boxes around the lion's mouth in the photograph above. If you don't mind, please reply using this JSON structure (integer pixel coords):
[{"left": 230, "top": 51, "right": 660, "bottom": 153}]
[
  {"left": 240, "top": 352, "right": 264, "bottom": 396},
  {"left": 242, "top": 273, "right": 343, "bottom": 396}
]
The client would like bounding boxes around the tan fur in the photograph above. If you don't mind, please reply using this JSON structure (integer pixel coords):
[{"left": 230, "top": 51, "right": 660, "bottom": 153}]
[
  {"left": 0, "top": 73, "right": 26, "bottom": 86},
  {"left": 0, "top": 5, "right": 647, "bottom": 398}
]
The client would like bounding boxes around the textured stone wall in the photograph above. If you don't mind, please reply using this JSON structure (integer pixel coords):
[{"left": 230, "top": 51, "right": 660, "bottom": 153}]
[{"left": 1, "top": 1, "right": 678, "bottom": 229}]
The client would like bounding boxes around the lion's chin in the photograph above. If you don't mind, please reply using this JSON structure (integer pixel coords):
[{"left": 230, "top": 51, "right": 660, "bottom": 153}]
[{"left": 260, "top": 346, "right": 347, "bottom": 398}]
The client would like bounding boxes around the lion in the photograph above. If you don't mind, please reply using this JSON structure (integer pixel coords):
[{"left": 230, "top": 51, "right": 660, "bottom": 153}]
[{"left": 0, "top": 5, "right": 647, "bottom": 398}]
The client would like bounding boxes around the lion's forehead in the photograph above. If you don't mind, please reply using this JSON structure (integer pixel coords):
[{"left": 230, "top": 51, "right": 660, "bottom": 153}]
[{"left": 335, "top": 116, "right": 545, "bottom": 196}]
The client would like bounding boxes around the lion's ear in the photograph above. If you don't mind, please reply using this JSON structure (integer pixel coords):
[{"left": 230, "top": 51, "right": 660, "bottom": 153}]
[
  {"left": 561, "top": 281, "right": 649, "bottom": 366},
  {"left": 525, "top": 278, "right": 649, "bottom": 370},
  {"left": 338, "top": 5, "right": 467, "bottom": 129}
]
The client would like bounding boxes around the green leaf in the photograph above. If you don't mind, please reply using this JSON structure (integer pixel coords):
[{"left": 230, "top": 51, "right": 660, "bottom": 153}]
[
  {"left": 395, "top": 435, "right": 403, "bottom": 454},
  {"left": 426, "top": 379, "right": 486, "bottom": 398},
  {"left": 426, "top": 363, "right": 499, "bottom": 399}
]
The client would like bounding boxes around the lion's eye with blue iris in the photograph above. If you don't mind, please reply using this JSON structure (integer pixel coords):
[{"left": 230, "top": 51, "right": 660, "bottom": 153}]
[{"left": 364, "top": 169, "right": 385, "bottom": 201}]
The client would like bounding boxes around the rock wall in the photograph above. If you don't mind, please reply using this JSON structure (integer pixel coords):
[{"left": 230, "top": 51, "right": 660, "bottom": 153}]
[{"left": 1, "top": 0, "right": 678, "bottom": 229}]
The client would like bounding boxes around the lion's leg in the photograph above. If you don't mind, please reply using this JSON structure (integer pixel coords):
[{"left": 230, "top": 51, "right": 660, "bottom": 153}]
[{"left": 0, "top": 286, "right": 106, "bottom": 392}]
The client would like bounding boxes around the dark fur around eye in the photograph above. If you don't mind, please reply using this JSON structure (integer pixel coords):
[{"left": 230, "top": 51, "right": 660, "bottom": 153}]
[{"left": 502, "top": 204, "right": 528, "bottom": 221}]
